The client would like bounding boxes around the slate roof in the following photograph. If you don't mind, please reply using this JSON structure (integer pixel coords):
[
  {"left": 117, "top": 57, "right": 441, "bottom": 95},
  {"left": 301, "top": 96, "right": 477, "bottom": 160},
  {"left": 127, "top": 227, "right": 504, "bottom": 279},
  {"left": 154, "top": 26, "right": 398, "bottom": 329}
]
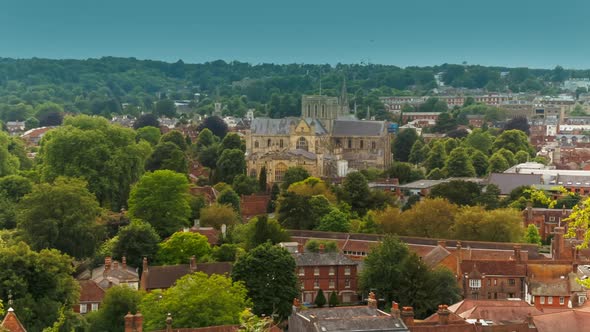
[
  {"left": 422, "top": 245, "right": 451, "bottom": 269},
  {"left": 460, "top": 260, "right": 526, "bottom": 276},
  {"left": 487, "top": 173, "right": 543, "bottom": 195},
  {"left": 331, "top": 119, "right": 385, "bottom": 137},
  {"left": 142, "top": 262, "right": 232, "bottom": 290},
  {"left": 250, "top": 117, "right": 327, "bottom": 135},
  {"left": 294, "top": 252, "right": 358, "bottom": 266},
  {"left": 296, "top": 307, "right": 408, "bottom": 331}
]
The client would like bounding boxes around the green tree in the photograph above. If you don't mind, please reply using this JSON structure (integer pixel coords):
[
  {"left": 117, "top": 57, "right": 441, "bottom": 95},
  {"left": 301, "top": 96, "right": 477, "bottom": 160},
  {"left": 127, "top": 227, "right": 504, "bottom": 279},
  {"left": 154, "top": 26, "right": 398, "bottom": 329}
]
[
  {"left": 198, "top": 116, "right": 228, "bottom": 139},
  {"left": 427, "top": 168, "right": 446, "bottom": 180},
  {"left": 244, "top": 215, "right": 290, "bottom": 250},
  {"left": 408, "top": 140, "right": 427, "bottom": 165},
  {"left": 504, "top": 117, "right": 530, "bottom": 135},
  {"left": 141, "top": 273, "right": 250, "bottom": 330},
  {"left": 200, "top": 203, "right": 240, "bottom": 230},
  {"left": 453, "top": 206, "right": 523, "bottom": 242},
  {"left": 134, "top": 113, "right": 159, "bottom": 129},
  {"left": 258, "top": 167, "right": 267, "bottom": 192},
  {"left": 402, "top": 198, "right": 457, "bottom": 238},
  {"left": 17, "top": 177, "right": 104, "bottom": 258},
  {"left": 524, "top": 224, "right": 542, "bottom": 245},
  {"left": 233, "top": 174, "right": 259, "bottom": 196},
  {"left": 212, "top": 243, "right": 243, "bottom": 262},
  {"left": 470, "top": 150, "right": 489, "bottom": 177},
  {"left": 0, "top": 132, "right": 19, "bottom": 177},
  {"left": 424, "top": 141, "right": 447, "bottom": 172},
  {"left": 281, "top": 166, "right": 311, "bottom": 190},
  {"left": 195, "top": 128, "right": 216, "bottom": 150},
  {"left": 24, "top": 116, "right": 39, "bottom": 130},
  {"left": 329, "top": 291, "right": 339, "bottom": 307},
  {"left": 429, "top": 180, "right": 481, "bottom": 206},
  {"left": 36, "top": 102, "right": 64, "bottom": 126},
  {"left": 216, "top": 148, "right": 246, "bottom": 184},
  {"left": 314, "top": 289, "right": 327, "bottom": 308},
  {"left": 316, "top": 208, "right": 350, "bottom": 232},
  {"left": 145, "top": 142, "right": 188, "bottom": 173},
  {"left": 222, "top": 133, "right": 243, "bottom": 151},
  {"left": 111, "top": 220, "right": 161, "bottom": 268},
  {"left": 443, "top": 147, "right": 476, "bottom": 177},
  {"left": 385, "top": 162, "right": 424, "bottom": 184},
  {"left": 464, "top": 129, "right": 493, "bottom": 153},
  {"left": 305, "top": 240, "right": 339, "bottom": 253},
  {"left": 231, "top": 243, "right": 298, "bottom": 319},
  {"left": 0, "top": 242, "right": 79, "bottom": 331},
  {"left": 515, "top": 150, "right": 530, "bottom": 164},
  {"left": 488, "top": 152, "right": 510, "bottom": 173},
  {"left": 0, "top": 174, "right": 32, "bottom": 202},
  {"left": 392, "top": 129, "right": 419, "bottom": 162},
  {"left": 156, "top": 231, "right": 211, "bottom": 265},
  {"left": 160, "top": 130, "right": 188, "bottom": 151},
  {"left": 496, "top": 148, "right": 516, "bottom": 166},
  {"left": 38, "top": 115, "right": 152, "bottom": 210},
  {"left": 218, "top": 188, "right": 241, "bottom": 213},
  {"left": 135, "top": 126, "right": 161, "bottom": 146},
  {"left": 87, "top": 286, "right": 142, "bottom": 332},
  {"left": 342, "top": 172, "right": 371, "bottom": 216},
  {"left": 128, "top": 170, "right": 191, "bottom": 238},
  {"left": 493, "top": 129, "right": 534, "bottom": 155},
  {"left": 197, "top": 143, "right": 220, "bottom": 169},
  {"left": 155, "top": 99, "right": 177, "bottom": 118}
]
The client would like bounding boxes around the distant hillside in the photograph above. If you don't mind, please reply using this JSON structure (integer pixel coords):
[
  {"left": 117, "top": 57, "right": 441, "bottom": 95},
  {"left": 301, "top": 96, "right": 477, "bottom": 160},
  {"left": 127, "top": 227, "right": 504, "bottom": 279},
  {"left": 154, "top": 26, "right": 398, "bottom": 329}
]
[{"left": 0, "top": 57, "right": 586, "bottom": 122}]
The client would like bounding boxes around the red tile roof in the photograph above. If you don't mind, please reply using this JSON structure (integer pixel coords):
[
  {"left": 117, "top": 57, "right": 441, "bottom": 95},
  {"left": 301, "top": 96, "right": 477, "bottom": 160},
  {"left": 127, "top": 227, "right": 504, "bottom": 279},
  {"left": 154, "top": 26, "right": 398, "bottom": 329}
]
[
  {"left": 1, "top": 308, "right": 27, "bottom": 332},
  {"left": 79, "top": 280, "right": 105, "bottom": 303},
  {"left": 532, "top": 307, "right": 590, "bottom": 332},
  {"left": 460, "top": 260, "right": 527, "bottom": 277}
]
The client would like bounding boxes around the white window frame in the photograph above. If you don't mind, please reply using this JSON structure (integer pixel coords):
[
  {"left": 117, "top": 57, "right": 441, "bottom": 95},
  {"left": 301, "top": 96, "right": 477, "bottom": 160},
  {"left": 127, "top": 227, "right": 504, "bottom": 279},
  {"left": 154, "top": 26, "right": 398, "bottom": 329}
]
[
  {"left": 560, "top": 296, "right": 565, "bottom": 305},
  {"left": 344, "top": 267, "right": 351, "bottom": 276},
  {"left": 313, "top": 279, "right": 319, "bottom": 289},
  {"left": 299, "top": 268, "right": 305, "bottom": 276},
  {"left": 329, "top": 279, "right": 335, "bottom": 289},
  {"left": 548, "top": 296, "right": 553, "bottom": 304},
  {"left": 345, "top": 278, "right": 351, "bottom": 288},
  {"left": 79, "top": 304, "right": 87, "bottom": 314},
  {"left": 314, "top": 267, "right": 319, "bottom": 276},
  {"left": 540, "top": 296, "right": 545, "bottom": 304},
  {"left": 469, "top": 279, "right": 482, "bottom": 288},
  {"left": 91, "top": 303, "right": 99, "bottom": 311},
  {"left": 329, "top": 267, "right": 335, "bottom": 276}
]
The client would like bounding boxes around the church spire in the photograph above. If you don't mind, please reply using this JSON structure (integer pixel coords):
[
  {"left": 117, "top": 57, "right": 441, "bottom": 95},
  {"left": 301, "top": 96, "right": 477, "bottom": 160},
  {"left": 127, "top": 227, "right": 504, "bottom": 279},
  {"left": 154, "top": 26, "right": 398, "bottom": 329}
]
[{"left": 340, "top": 76, "right": 350, "bottom": 115}]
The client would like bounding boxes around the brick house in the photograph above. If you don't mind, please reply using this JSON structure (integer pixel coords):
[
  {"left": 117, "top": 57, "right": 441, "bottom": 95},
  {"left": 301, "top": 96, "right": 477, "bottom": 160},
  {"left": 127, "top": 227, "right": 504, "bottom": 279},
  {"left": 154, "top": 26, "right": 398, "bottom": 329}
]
[
  {"left": 77, "top": 257, "right": 140, "bottom": 290},
  {"left": 140, "top": 257, "right": 232, "bottom": 291},
  {"left": 522, "top": 205, "right": 572, "bottom": 241},
  {"left": 459, "top": 257, "right": 527, "bottom": 300},
  {"left": 74, "top": 280, "right": 105, "bottom": 314},
  {"left": 294, "top": 245, "right": 359, "bottom": 305}
]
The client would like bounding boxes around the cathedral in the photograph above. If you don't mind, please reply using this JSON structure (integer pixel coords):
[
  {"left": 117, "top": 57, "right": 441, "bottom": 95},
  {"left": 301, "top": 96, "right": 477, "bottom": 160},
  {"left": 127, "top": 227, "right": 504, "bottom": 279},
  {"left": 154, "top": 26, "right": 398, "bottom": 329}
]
[{"left": 245, "top": 89, "right": 392, "bottom": 186}]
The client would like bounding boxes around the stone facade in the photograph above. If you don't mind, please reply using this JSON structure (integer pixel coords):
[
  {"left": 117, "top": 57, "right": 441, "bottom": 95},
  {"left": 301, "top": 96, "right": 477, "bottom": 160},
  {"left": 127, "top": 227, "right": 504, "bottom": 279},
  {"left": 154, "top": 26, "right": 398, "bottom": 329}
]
[{"left": 246, "top": 94, "right": 392, "bottom": 185}]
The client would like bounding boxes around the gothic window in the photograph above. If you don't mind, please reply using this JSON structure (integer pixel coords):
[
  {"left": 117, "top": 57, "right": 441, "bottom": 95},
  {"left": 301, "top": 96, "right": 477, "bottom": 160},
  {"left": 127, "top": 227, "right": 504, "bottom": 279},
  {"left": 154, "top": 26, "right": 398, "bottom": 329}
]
[
  {"left": 275, "top": 163, "right": 288, "bottom": 182},
  {"left": 254, "top": 141, "right": 259, "bottom": 148},
  {"left": 280, "top": 139, "right": 284, "bottom": 148},
  {"left": 297, "top": 137, "right": 308, "bottom": 151},
  {"left": 360, "top": 140, "right": 364, "bottom": 149},
  {"left": 267, "top": 139, "right": 271, "bottom": 147}
]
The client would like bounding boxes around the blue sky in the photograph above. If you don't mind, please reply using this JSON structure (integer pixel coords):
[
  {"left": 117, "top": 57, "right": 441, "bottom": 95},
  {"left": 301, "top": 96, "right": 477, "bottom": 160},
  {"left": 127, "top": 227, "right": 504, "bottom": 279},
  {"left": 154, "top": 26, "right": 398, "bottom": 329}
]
[{"left": 1, "top": 0, "right": 589, "bottom": 68}]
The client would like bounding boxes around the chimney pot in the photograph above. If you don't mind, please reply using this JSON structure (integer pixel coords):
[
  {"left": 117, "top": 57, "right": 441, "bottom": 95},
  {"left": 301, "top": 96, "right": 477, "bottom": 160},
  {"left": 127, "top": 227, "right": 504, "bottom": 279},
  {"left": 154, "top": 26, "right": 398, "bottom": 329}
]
[
  {"left": 122, "top": 256, "right": 127, "bottom": 270},
  {"left": 124, "top": 312, "right": 134, "bottom": 332},
  {"left": 319, "top": 244, "right": 325, "bottom": 254},
  {"left": 134, "top": 312, "right": 143, "bottom": 332},
  {"left": 390, "top": 302, "right": 400, "bottom": 319},
  {"left": 401, "top": 307, "right": 414, "bottom": 326},
  {"left": 297, "top": 242, "right": 304, "bottom": 254},
  {"left": 437, "top": 304, "right": 450, "bottom": 325},
  {"left": 143, "top": 257, "right": 148, "bottom": 272}
]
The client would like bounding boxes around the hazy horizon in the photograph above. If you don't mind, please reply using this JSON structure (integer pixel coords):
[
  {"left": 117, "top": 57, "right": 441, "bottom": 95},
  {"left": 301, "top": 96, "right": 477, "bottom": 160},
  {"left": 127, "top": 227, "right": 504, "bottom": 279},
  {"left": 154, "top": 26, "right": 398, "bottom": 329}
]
[{"left": 2, "top": 0, "right": 590, "bottom": 69}]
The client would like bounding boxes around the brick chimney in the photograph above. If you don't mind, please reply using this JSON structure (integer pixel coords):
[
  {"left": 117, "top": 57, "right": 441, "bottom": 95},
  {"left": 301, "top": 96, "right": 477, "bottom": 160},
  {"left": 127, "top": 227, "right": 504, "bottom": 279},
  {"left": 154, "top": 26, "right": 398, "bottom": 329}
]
[
  {"left": 438, "top": 240, "right": 446, "bottom": 248},
  {"left": 113, "top": 261, "right": 119, "bottom": 270},
  {"left": 526, "top": 201, "right": 533, "bottom": 221},
  {"left": 189, "top": 256, "right": 197, "bottom": 272},
  {"left": 553, "top": 227, "right": 566, "bottom": 260},
  {"left": 514, "top": 245, "right": 522, "bottom": 263},
  {"left": 437, "top": 305, "right": 450, "bottom": 325},
  {"left": 401, "top": 307, "right": 414, "bottom": 327},
  {"left": 319, "top": 244, "right": 325, "bottom": 254},
  {"left": 122, "top": 256, "right": 127, "bottom": 270},
  {"left": 104, "top": 256, "right": 112, "bottom": 270},
  {"left": 297, "top": 242, "right": 304, "bottom": 254},
  {"left": 125, "top": 312, "right": 134, "bottom": 332},
  {"left": 390, "top": 302, "right": 400, "bottom": 319},
  {"left": 367, "top": 292, "right": 377, "bottom": 309},
  {"left": 292, "top": 298, "right": 301, "bottom": 313},
  {"left": 134, "top": 312, "right": 143, "bottom": 332},
  {"left": 143, "top": 257, "right": 148, "bottom": 272}
]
